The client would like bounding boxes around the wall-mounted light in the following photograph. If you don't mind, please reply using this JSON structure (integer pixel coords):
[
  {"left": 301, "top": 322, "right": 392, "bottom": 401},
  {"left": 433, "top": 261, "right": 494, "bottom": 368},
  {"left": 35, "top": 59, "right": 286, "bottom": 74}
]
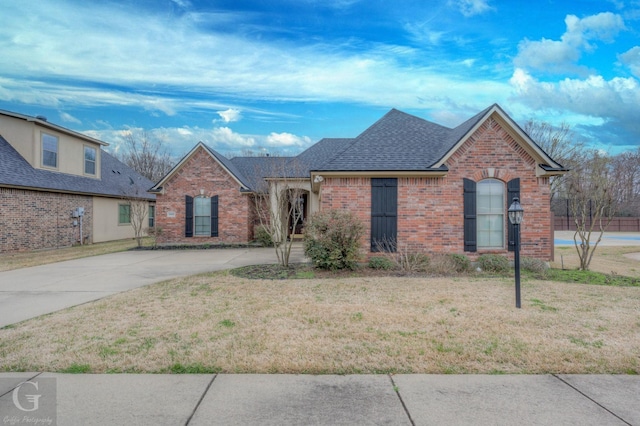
[{"left": 313, "top": 175, "right": 324, "bottom": 183}]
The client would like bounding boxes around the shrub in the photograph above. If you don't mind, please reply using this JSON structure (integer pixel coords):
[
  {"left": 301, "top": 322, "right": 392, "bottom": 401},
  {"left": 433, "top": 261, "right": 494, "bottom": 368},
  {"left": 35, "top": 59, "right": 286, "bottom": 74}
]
[
  {"left": 253, "top": 224, "right": 273, "bottom": 247},
  {"left": 477, "top": 254, "right": 510, "bottom": 273},
  {"left": 369, "top": 256, "right": 396, "bottom": 270},
  {"left": 428, "top": 253, "right": 472, "bottom": 274},
  {"left": 521, "top": 257, "right": 548, "bottom": 274},
  {"left": 396, "top": 252, "right": 430, "bottom": 273},
  {"left": 304, "top": 210, "right": 365, "bottom": 270},
  {"left": 449, "top": 253, "right": 472, "bottom": 273}
]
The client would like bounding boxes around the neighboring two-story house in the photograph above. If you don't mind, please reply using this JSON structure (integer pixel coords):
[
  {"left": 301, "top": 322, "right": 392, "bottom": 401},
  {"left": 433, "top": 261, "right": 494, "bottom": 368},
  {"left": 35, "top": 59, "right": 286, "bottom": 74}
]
[
  {"left": 0, "top": 110, "right": 155, "bottom": 253},
  {"left": 152, "top": 104, "right": 567, "bottom": 260}
]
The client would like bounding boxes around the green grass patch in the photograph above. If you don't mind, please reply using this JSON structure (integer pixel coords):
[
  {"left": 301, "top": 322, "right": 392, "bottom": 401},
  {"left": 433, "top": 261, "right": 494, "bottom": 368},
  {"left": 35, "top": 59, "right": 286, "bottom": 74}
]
[
  {"left": 167, "top": 363, "right": 221, "bottom": 374},
  {"left": 543, "top": 269, "right": 640, "bottom": 287},
  {"left": 530, "top": 298, "right": 559, "bottom": 312},
  {"left": 219, "top": 319, "right": 236, "bottom": 328},
  {"left": 61, "top": 363, "right": 92, "bottom": 373}
]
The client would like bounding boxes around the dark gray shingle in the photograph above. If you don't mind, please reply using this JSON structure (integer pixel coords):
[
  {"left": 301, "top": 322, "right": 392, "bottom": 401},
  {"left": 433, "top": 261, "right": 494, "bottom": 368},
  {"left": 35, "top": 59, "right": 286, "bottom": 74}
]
[
  {"left": 316, "top": 107, "right": 492, "bottom": 171},
  {"left": 0, "top": 135, "right": 155, "bottom": 200}
]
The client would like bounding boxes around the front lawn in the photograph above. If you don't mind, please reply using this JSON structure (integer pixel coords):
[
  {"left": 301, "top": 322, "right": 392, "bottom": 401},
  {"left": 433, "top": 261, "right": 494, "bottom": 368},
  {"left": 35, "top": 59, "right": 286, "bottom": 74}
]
[{"left": 1, "top": 269, "right": 638, "bottom": 374}]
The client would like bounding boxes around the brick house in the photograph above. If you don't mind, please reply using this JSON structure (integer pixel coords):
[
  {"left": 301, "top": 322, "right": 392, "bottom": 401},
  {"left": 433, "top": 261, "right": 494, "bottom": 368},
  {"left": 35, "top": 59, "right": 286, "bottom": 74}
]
[
  {"left": 151, "top": 104, "right": 566, "bottom": 260},
  {"left": 0, "top": 110, "right": 155, "bottom": 253}
]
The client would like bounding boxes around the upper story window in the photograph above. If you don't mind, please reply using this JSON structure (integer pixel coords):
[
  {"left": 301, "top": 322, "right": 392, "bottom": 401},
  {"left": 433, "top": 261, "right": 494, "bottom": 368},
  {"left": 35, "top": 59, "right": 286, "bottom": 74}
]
[
  {"left": 42, "top": 133, "right": 58, "bottom": 168},
  {"left": 477, "top": 179, "right": 504, "bottom": 249},
  {"left": 84, "top": 146, "right": 97, "bottom": 175}
]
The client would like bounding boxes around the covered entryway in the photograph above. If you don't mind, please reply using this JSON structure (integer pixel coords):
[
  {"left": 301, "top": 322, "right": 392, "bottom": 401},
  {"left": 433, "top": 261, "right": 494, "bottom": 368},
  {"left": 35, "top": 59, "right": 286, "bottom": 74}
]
[{"left": 288, "top": 192, "right": 308, "bottom": 239}]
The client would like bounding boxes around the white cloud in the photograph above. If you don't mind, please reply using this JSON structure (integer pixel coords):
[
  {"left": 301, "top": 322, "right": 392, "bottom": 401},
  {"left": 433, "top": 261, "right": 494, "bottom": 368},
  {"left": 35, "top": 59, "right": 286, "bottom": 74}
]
[
  {"left": 619, "top": 46, "right": 640, "bottom": 78},
  {"left": 452, "top": 0, "right": 494, "bottom": 17},
  {"left": 0, "top": 1, "right": 509, "bottom": 117},
  {"left": 509, "top": 68, "right": 640, "bottom": 145},
  {"left": 217, "top": 108, "right": 242, "bottom": 123},
  {"left": 514, "top": 12, "right": 626, "bottom": 73},
  {"left": 266, "top": 132, "right": 312, "bottom": 147},
  {"left": 59, "top": 111, "right": 81, "bottom": 124}
]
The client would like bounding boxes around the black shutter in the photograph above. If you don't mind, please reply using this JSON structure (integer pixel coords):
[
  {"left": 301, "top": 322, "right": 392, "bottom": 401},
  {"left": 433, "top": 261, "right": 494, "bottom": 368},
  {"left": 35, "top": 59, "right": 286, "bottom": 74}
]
[
  {"left": 507, "top": 178, "right": 520, "bottom": 252},
  {"left": 211, "top": 195, "right": 219, "bottom": 237},
  {"left": 185, "top": 195, "right": 193, "bottom": 238},
  {"left": 463, "top": 178, "right": 477, "bottom": 252},
  {"left": 371, "top": 178, "right": 398, "bottom": 252}
]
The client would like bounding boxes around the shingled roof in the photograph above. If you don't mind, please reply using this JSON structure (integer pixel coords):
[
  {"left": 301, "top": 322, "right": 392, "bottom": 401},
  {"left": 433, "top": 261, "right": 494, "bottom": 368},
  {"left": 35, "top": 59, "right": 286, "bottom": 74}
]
[
  {"left": 151, "top": 104, "right": 566, "bottom": 193},
  {"left": 0, "top": 135, "right": 155, "bottom": 200},
  {"left": 314, "top": 107, "right": 489, "bottom": 172}
]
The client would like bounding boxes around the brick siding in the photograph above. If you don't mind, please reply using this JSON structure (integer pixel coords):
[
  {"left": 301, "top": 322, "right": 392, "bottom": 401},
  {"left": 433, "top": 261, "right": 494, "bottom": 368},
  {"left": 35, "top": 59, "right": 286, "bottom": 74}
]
[
  {"left": 0, "top": 187, "right": 93, "bottom": 253},
  {"left": 320, "top": 118, "right": 553, "bottom": 260},
  {"left": 155, "top": 147, "right": 253, "bottom": 245}
]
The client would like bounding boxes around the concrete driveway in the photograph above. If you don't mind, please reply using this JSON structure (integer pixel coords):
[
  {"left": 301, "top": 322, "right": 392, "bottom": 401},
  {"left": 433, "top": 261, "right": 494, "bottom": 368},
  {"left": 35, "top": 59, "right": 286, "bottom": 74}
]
[{"left": 0, "top": 246, "right": 305, "bottom": 328}]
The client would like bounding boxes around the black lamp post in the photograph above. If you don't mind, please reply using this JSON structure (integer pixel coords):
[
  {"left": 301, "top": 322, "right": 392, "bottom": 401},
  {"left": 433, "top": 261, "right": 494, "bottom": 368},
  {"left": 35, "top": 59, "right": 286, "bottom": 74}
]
[{"left": 508, "top": 197, "right": 524, "bottom": 309}]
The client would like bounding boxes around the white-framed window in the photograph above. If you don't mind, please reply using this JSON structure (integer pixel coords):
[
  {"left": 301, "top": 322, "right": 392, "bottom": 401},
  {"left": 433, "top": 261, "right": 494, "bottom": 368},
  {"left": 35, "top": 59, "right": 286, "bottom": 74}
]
[
  {"left": 477, "top": 179, "right": 504, "bottom": 248},
  {"left": 42, "top": 133, "right": 58, "bottom": 168},
  {"left": 148, "top": 205, "right": 155, "bottom": 227},
  {"left": 119, "top": 203, "right": 131, "bottom": 225},
  {"left": 194, "top": 196, "right": 211, "bottom": 236},
  {"left": 84, "top": 146, "right": 97, "bottom": 175}
]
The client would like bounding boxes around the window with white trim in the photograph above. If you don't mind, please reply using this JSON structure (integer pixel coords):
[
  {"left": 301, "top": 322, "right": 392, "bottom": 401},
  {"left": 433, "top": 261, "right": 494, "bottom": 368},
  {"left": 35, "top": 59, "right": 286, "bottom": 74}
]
[
  {"left": 477, "top": 179, "right": 504, "bottom": 248},
  {"left": 42, "top": 133, "right": 58, "bottom": 168},
  {"left": 194, "top": 196, "right": 211, "bottom": 236},
  {"left": 84, "top": 146, "right": 97, "bottom": 175},
  {"left": 119, "top": 204, "right": 131, "bottom": 225}
]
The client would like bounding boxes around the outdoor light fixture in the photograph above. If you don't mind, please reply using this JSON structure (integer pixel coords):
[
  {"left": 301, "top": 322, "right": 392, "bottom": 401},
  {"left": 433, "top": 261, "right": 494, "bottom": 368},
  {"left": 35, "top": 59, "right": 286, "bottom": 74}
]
[{"left": 508, "top": 197, "right": 524, "bottom": 309}]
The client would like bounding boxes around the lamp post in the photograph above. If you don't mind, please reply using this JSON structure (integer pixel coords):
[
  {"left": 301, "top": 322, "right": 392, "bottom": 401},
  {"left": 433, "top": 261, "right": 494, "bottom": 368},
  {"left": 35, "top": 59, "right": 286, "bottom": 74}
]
[{"left": 508, "top": 197, "right": 524, "bottom": 309}]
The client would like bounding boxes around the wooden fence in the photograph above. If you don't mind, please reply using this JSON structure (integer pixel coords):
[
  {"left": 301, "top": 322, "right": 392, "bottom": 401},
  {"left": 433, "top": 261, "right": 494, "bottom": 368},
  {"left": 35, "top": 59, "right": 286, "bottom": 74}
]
[{"left": 554, "top": 216, "right": 640, "bottom": 232}]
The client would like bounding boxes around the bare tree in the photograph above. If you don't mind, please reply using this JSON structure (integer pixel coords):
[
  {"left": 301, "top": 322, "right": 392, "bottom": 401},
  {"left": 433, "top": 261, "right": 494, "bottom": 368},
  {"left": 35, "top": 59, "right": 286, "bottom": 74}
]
[
  {"left": 524, "top": 120, "right": 585, "bottom": 202},
  {"left": 117, "top": 131, "right": 175, "bottom": 183},
  {"left": 610, "top": 149, "right": 640, "bottom": 216},
  {"left": 252, "top": 158, "right": 307, "bottom": 268},
  {"left": 566, "top": 151, "right": 619, "bottom": 270},
  {"left": 126, "top": 198, "right": 148, "bottom": 248}
]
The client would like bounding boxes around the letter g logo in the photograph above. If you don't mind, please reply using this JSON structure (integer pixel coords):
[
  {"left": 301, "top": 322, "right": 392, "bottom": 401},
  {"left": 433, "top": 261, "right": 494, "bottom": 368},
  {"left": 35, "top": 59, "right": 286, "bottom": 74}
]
[{"left": 12, "top": 381, "right": 41, "bottom": 412}]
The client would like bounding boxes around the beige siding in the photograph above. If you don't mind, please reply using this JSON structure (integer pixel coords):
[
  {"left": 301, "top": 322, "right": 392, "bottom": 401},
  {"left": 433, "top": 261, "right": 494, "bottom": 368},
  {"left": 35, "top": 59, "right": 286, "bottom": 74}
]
[
  {"left": 0, "top": 114, "right": 35, "bottom": 166},
  {"left": 0, "top": 114, "right": 102, "bottom": 179},
  {"left": 93, "top": 197, "right": 150, "bottom": 243}
]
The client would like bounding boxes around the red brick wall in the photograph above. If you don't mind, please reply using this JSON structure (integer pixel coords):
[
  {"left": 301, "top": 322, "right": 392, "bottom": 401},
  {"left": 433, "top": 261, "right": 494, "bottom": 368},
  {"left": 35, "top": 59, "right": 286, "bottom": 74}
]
[
  {"left": 320, "top": 117, "right": 553, "bottom": 260},
  {"left": 155, "top": 147, "right": 253, "bottom": 244},
  {"left": 0, "top": 187, "right": 93, "bottom": 253}
]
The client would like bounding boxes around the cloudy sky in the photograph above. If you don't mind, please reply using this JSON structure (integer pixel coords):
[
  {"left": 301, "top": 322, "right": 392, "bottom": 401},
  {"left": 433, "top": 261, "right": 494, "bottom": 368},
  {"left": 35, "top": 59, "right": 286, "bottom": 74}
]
[{"left": 1, "top": 0, "right": 639, "bottom": 158}]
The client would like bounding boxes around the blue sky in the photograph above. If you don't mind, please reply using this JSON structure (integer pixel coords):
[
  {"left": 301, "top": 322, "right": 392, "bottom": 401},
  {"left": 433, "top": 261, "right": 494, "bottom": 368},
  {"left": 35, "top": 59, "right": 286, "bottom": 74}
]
[{"left": 1, "top": 0, "right": 639, "bottom": 158}]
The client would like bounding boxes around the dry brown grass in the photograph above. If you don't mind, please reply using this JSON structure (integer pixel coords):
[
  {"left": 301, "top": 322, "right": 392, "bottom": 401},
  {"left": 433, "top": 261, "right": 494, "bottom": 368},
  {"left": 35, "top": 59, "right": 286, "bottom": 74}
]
[
  {"left": 0, "top": 239, "right": 149, "bottom": 272},
  {"left": 552, "top": 245, "right": 640, "bottom": 278},
  {"left": 1, "top": 270, "right": 639, "bottom": 374}
]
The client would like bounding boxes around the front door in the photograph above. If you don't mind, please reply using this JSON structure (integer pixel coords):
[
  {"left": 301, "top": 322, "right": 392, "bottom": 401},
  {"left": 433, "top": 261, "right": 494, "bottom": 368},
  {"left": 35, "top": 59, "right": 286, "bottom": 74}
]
[
  {"left": 371, "top": 178, "right": 397, "bottom": 251},
  {"left": 289, "top": 192, "right": 308, "bottom": 237}
]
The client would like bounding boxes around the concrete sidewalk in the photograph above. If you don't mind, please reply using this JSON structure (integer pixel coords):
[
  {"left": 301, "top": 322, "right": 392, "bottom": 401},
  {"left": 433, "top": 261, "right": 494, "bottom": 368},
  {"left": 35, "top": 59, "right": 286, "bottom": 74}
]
[
  {"left": 0, "top": 373, "right": 637, "bottom": 425},
  {"left": 0, "top": 246, "right": 306, "bottom": 328}
]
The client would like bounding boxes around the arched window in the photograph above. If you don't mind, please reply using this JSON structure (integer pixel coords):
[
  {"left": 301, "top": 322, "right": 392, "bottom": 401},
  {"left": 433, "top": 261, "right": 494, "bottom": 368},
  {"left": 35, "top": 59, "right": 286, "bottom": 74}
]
[{"left": 477, "top": 179, "right": 504, "bottom": 248}]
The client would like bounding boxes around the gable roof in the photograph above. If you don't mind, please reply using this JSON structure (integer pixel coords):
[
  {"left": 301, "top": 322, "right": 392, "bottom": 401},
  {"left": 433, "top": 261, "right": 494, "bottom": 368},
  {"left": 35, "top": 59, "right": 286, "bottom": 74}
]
[
  {"left": 0, "top": 109, "right": 108, "bottom": 146},
  {"left": 151, "top": 142, "right": 291, "bottom": 193},
  {"left": 0, "top": 135, "right": 155, "bottom": 200},
  {"left": 314, "top": 104, "right": 566, "bottom": 175},
  {"left": 150, "top": 103, "right": 567, "bottom": 195}
]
